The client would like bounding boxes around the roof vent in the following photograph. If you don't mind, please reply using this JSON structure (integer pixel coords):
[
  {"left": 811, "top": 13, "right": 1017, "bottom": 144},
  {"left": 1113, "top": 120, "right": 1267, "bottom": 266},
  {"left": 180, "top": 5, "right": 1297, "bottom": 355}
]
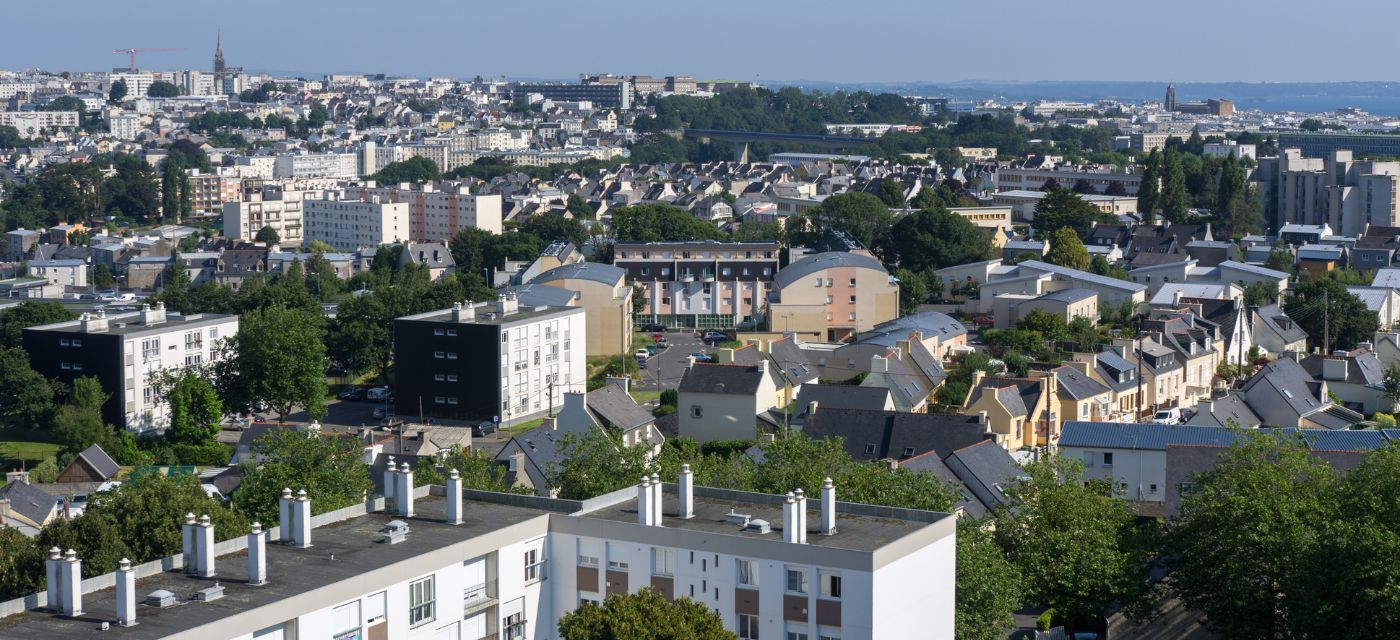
[
  {"left": 381, "top": 519, "right": 411, "bottom": 544},
  {"left": 745, "top": 518, "right": 772, "bottom": 534},
  {"left": 144, "top": 589, "right": 177, "bottom": 608},
  {"left": 724, "top": 508, "right": 752, "bottom": 527},
  {"left": 193, "top": 583, "right": 224, "bottom": 602}
]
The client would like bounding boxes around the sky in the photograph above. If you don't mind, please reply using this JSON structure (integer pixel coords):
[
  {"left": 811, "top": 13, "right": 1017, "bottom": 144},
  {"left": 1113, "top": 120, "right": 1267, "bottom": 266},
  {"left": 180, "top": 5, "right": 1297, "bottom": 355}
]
[{"left": 5, "top": 0, "right": 1400, "bottom": 83}]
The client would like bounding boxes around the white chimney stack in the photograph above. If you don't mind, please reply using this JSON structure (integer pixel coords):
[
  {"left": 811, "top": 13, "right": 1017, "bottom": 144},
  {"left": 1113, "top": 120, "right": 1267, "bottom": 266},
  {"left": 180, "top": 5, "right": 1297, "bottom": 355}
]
[
  {"left": 116, "top": 558, "right": 136, "bottom": 626},
  {"left": 277, "top": 488, "right": 293, "bottom": 542},
  {"left": 292, "top": 489, "right": 312, "bottom": 548},
  {"left": 396, "top": 461, "right": 415, "bottom": 517},
  {"left": 248, "top": 522, "right": 267, "bottom": 586},
  {"left": 61, "top": 549, "right": 82, "bottom": 616},
  {"left": 194, "top": 514, "right": 216, "bottom": 577},
  {"left": 678, "top": 464, "right": 694, "bottom": 519},
  {"left": 446, "top": 469, "right": 463, "bottom": 525},
  {"left": 650, "top": 472, "right": 662, "bottom": 526},
  {"left": 182, "top": 512, "right": 197, "bottom": 573},
  {"left": 795, "top": 488, "right": 808, "bottom": 544},
  {"left": 821, "top": 477, "right": 837, "bottom": 535},
  {"left": 783, "top": 492, "right": 800, "bottom": 543},
  {"left": 383, "top": 455, "right": 397, "bottom": 501},
  {"left": 637, "top": 476, "right": 653, "bottom": 526},
  {"left": 45, "top": 547, "right": 61, "bottom": 612}
]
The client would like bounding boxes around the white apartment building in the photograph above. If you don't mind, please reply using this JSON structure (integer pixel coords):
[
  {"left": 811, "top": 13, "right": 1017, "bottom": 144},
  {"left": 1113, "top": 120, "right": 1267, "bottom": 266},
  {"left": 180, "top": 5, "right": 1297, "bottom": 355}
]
[
  {"left": 26, "top": 259, "right": 87, "bottom": 288},
  {"left": 20, "top": 305, "right": 238, "bottom": 434},
  {"left": 303, "top": 194, "right": 410, "bottom": 250},
  {"left": 992, "top": 165, "right": 1142, "bottom": 195},
  {"left": 0, "top": 465, "right": 956, "bottom": 640},
  {"left": 108, "top": 112, "right": 142, "bottom": 141},
  {"left": 108, "top": 71, "right": 154, "bottom": 98},
  {"left": 223, "top": 186, "right": 313, "bottom": 246},
  {"left": 395, "top": 298, "right": 587, "bottom": 426},
  {"left": 188, "top": 170, "right": 242, "bottom": 215},
  {"left": 273, "top": 152, "right": 359, "bottom": 180},
  {"left": 0, "top": 111, "right": 79, "bottom": 136},
  {"left": 232, "top": 156, "right": 277, "bottom": 179},
  {"left": 1202, "top": 141, "right": 1257, "bottom": 161},
  {"left": 0, "top": 81, "right": 37, "bottom": 99},
  {"left": 350, "top": 182, "right": 505, "bottom": 239}
]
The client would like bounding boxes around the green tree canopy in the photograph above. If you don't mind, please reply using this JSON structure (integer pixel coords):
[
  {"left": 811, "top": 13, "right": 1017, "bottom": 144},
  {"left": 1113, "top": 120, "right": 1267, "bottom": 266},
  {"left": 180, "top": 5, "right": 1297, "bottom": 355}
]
[
  {"left": 1031, "top": 187, "right": 1113, "bottom": 238},
  {"left": 146, "top": 81, "right": 180, "bottom": 98},
  {"left": 255, "top": 225, "right": 281, "bottom": 246},
  {"left": 234, "top": 429, "right": 373, "bottom": 525},
  {"left": 956, "top": 518, "right": 1023, "bottom": 640},
  {"left": 789, "top": 192, "right": 894, "bottom": 250},
  {"left": 0, "top": 301, "right": 76, "bottom": 348},
  {"left": 370, "top": 156, "right": 441, "bottom": 184},
  {"left": 1283, "top": 277, "right": 1378, "bottom": 351},
  {"left": 1045, "top": 226, "right": 1091, "bottom": 270},
  {"left": 557, "top": 588, "right": 736, "bottom": 640},
  {"left": 108, "top": 80, "right": 127, "bottom": 103},
  {"left": 156, "top": 369, "right": 223, "bottom": 446},
  {"left": 881, "top": 206, "right": 993, "bottom": 272},
  {"left": 611, "top": 204, "right": 726, "bottom": 243},
  {"left": 213, "top": 305, "right": 327, "bottom": 421},
  {"left": 0, "top": 346, "right": 53, "bottom": 428},
  {"left": 1159, "top": 146, "right": 1190, "bottom": 222}
]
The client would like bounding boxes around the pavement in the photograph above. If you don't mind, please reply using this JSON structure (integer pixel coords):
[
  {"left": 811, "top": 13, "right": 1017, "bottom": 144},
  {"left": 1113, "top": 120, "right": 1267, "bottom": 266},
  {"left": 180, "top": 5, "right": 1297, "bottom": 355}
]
[{"left": 634, "top": 331, "right": 711, "bottom": 392}]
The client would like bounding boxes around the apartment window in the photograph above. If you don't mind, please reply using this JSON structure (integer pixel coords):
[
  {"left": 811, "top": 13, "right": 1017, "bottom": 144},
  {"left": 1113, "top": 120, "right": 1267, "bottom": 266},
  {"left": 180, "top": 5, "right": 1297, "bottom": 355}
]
[
  {"left": 814, "top": 278, "right": 822, "bottom": 287},
  {"left": 607, "top": 556, "right": 629, "bottom": 571},
  {"left": 849, "top": 295, "right": 856, "bottom": 303},
  {"left": 434, "top": 328, "right": 445, "bottom": 336},
  {"left": 787, "top": 632, "right": 809, "bottom": 640},
  {"left": 408, "top": 576, "right": 435, "bottom": 627},
  {"left": 435, "top": 374, "right": 446, "bottom": 381},
  {"left": 847, "top": 312, "right": 856, "bottom": 321},
  {"left": 820, "top": 570, "right": 842, "bottom": 599},
  {"left": 690, "top": 405, "right": 703, "bottom": 419},
  {"left": 848, "top": 278, "right": 856, "bottom": 286},
  {"left": 785, "top": 567, "right": 808, "bottom": 594},
  {"left": 578, "top": 548, "right": 599, "bottom": 567},
  {"left": 447, "top": 397, "right": 458, "bottom": 405},
  {"left": 59, "top": 339, "right": 69, "bottom": 347},
  {"left": 1149, "top": 483, "right": 1159, "bottom": 494},
  {"left": 365, "top": 591, "right": 386, "bottom": 624},
  {"left": 738, "top": 614, "right": 760, "bottom": 640},
  {"left": 820, "top": 635, "right": 840, "bottom": 640},
  {"left": 332, "top": 601, "right": 361, "bottom": 640},
  {"left": 1102, "top": 452, "right": 1114, "bottom": 467},
  {"left": 446, "top": 329, "right": 457, "bottom": 337},
  {"left": 864, "top": 443, "right": 877, "bottom": 454},
  {"left": 61, "top": 362, "right": 71, "bottom": 370},
  {"left": 434, "top": 351, "right": 445, "bottom": 359},
  {"left": 825, "top": 278, "right": 833, "bottom": 287},
  {"left": 1179, "top": 482, "right": 1195, "bottom": 496},
  {"left": 737, "top": 559, "right": 759, "bottom": 587},
  {"left": 651, "top": 548, "right": 674, "bottom": 576},
  {"left": 525, "top": 548, "right": 544, "bottom": 583},
  {"left": 825, "top": 295, "right": 833, "bottom": 304},
  {"left": 447, "top": 352, "right": 458, "bottom": 360},
  {"left": 504, "top": 612, "right": 526, "bottom": 640}
]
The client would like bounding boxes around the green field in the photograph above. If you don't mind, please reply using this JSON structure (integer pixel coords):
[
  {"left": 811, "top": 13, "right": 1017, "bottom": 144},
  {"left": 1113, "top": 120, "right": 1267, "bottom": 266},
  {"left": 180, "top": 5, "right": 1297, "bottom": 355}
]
[{"left": 0, "top": 424, "right": 61, "bottom": 475}]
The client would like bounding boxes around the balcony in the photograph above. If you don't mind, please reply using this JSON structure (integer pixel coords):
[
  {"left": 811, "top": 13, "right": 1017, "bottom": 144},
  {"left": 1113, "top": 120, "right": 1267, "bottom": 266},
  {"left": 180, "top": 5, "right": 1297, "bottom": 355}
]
[
  {"left": 701, "top": 272, "right": 716, "bottom": 283},
  {"left": 680, "top": 273, "right": 696, "bottom": 283},
  {"left": 464, "top": 579, "right": 497, "bottom": 615}
]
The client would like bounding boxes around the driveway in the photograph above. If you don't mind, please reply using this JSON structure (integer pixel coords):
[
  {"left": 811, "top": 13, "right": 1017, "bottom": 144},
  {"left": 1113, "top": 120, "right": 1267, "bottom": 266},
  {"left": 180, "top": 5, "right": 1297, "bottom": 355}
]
[{"left": 635, "top": 331, "right": 709, "bottom": 391}]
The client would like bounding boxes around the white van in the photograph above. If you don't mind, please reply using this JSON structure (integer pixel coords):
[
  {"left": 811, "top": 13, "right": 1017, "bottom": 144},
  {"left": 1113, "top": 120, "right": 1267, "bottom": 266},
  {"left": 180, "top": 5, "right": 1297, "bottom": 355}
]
[
  {"left": 366, "top": 387, "right": 390, "bottom": 402},
  {"left": 1151, "top": 408, "right": 1184, "bottom": 424}
]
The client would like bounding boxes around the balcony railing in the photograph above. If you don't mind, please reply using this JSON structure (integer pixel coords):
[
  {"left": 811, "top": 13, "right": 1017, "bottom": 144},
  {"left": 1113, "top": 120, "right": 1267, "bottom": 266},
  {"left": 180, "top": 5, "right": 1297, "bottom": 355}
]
[{"left": 464, "top": 579, "right": 498, "bottom": 614}]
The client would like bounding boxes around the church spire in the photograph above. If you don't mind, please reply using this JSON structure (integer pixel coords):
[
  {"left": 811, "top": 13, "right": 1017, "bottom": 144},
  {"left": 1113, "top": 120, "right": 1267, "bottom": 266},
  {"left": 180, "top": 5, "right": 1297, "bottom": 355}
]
[{"left": 213, "top": 28, "right": 226, "bottom": 74}]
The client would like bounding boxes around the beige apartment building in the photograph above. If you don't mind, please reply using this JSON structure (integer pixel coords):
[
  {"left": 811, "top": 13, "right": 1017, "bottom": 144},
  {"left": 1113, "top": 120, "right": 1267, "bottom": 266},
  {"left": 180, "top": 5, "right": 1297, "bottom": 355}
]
[
  {"left": 529, "top": 261, "right": 633, "bottom": 357},
  {"left": 350, "top": 181, "right": 504, "bottom": 240},
  {"left": 767, "top": 252, "right": 899, "bottom": 342},
  {"left": 222, "top": 185, "right": 314, "bottom": 247}
]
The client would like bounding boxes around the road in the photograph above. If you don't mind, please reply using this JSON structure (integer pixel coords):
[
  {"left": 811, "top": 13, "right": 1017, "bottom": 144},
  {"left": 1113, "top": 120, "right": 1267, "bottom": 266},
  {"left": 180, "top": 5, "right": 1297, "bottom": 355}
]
[{"left": 634, "top": 331, "right": 711, "bottom": 392}]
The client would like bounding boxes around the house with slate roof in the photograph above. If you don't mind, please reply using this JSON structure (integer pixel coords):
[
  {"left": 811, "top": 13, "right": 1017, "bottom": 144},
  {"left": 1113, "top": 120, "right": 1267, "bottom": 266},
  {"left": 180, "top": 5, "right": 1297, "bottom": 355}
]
[
  {"left": 963, "top": 371, "right": 1059, "bottom": 450},
  {"left": 552, "top": 379, "right": 664, "bottom": 457},
  {"left": 1299, "top": 348, "right": 1391, "bottom": 414},
  {"left": 55, "top": 444, "right": 119, "bottom": 484},
  {"left": 0, "top": 480, "right": 57, "bottom": 536},
  {"left": 677, "top": 361, "right": 778, "bottom": 443}
]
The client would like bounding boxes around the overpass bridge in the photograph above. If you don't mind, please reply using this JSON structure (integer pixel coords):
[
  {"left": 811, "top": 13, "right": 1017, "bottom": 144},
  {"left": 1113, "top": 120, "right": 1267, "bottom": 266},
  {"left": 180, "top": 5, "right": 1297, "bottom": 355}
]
[{"left": 682, "top": 128, "right": 882, "bottom": 162}]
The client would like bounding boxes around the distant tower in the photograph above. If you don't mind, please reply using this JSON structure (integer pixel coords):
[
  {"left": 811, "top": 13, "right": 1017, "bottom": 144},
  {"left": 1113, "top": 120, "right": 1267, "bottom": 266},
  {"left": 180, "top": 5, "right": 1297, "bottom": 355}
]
[
  {"left": 213, "top": 29, "right": 226, "bottom": 74},
  {"left": 1165, "top": 83, "right": 1177, "bottom": 112}
]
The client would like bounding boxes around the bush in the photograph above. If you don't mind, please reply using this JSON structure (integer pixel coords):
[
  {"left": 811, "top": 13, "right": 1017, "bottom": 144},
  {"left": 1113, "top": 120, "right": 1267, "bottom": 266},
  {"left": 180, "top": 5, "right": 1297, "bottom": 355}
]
[
  {"left": 169, "top": 442, "right": 234, "bottom": 466},
  {"left": 1037, "top": 608, "right": 1057, "bottom": 631},
  {"left": 652, "top": 404, "right": 676, "bottom": 418},
  {"left": 1375, "top": 412, "right": 1397, "bottom": 428},
  {"left": 659, "top": 389, "right": 678, "bottom": 406},
  {"left": 700, "top": 439, "right": 753, "bottom": 458},
  {"left": 28, "top": 457, "right": 59, "bottom": 483}
]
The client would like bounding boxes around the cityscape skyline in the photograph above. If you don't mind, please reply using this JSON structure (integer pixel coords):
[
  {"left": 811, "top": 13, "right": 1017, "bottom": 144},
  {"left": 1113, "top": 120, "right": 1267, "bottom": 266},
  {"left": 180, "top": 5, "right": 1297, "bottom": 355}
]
[{"left": 6, "top": 0, "right": 1400, "bottom": 83}]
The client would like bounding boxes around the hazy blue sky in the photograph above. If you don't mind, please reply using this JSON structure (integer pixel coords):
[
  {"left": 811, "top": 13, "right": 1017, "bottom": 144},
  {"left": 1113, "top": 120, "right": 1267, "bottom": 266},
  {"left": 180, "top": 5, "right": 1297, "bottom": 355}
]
[{"left": 6, "top": 0, "right": 1400, "bottom": 83}]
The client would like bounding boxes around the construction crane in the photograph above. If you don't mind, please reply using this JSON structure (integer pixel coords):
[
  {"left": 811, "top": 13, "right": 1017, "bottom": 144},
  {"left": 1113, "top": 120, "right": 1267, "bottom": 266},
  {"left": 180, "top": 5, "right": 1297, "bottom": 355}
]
[{"left": 111, "top": 47, "right": 186, "bottom": 70}]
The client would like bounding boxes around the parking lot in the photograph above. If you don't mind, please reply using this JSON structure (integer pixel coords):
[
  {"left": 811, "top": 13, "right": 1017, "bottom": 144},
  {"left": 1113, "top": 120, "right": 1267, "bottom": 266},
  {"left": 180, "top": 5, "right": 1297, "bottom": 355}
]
[{"left": 634, "top": 330, "right": 723, "bottom": 391}]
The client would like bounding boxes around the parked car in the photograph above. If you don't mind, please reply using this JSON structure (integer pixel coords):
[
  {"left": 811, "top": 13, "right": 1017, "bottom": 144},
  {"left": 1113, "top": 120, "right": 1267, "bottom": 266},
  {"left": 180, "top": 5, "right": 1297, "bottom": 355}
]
[
  {"left": 473, "top": 421, "right": 499, "bottom": 437},
  {"left": 252, "top": 415, "right": 267, "bottom": 424},
  {"left": 635, "top": 349, "right": 650, "bottom": 361},
  {"left": 366, "top": 387, "right": 390, "bottom": 402},
  {"left": 702, "top": 330, "right": 728, "bottom": 343},
  {"left": 1151, "top": 408, "right": 1185, "bottom": 425},
  {"left": 641, "top": 323, "right": 667, "bottom": 333},
  {"left": 655, "top": 338, "right": 670, "bottom": 349},
  {"left": 691, "top": 351, "right": 715, "bottom": 363},
  {"left": 338, "top": 387, "right": 366, "bottom": 401}
]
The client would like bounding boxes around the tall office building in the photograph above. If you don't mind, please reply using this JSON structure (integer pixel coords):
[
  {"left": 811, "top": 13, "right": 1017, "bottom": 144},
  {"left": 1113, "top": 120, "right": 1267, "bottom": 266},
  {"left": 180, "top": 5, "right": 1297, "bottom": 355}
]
[{"left": 1165, "top": 83, "right": 1177, "bottom": 111}]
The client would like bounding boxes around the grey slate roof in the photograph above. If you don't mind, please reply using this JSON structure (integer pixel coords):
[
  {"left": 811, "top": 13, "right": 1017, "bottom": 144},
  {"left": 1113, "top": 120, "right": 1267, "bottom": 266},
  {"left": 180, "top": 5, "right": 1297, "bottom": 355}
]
[
  {"left": 0, "top": 481, "right": 55, "bottom": 527},
  {"left": 531, "top": 261, "right": 627, "bottom": 286},
  {"left": 1186, "top": 392, "right": 1262, "bottom": 428},
  {"left": 1299, "top": 350, "right": 1385, "bottom": 386},
  {"left": 773, "top": 251, "right": 888, "bottom": 289},
  {"left": 586, "top": 385, "right": 654, "bottom": 431},
  {"left": 941, "top": 439, "right": 1025, "bottom": 516},
  {"left": 797, "top": 408, "right": 990, "bottom": 462},
  {"left": 1036, "top": 288, "right": 1097, "bottom": 304},
  {"left": 795, "top": 383, "right": 892, "bottom": 412},
  {"left": 74, "top": 444, "right": 120, "bottom": 480},
  {"left": 677, "top": 363, "right": 765, "bottom": 395},
  {"left": 856, "top": 311, "right": 966, "bottom": 348},
  {"left": 1055, "top": 366, "right": 1110, "bottom": 400},
  {"left": 501, "top": 283, "right": 577, "bottom": 308}
]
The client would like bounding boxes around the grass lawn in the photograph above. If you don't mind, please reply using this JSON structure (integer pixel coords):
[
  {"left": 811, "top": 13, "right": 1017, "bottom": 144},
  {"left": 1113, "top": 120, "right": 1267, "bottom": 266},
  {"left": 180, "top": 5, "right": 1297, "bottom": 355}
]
[
  {"left": 0, "top": 424, "right": 62, "bottom": 471},
  {"left": 504, "top": 417, "right": 548, "bottom": 435},
  {"left": 631, "top": 390, "right": 661, "bottom": 405}
]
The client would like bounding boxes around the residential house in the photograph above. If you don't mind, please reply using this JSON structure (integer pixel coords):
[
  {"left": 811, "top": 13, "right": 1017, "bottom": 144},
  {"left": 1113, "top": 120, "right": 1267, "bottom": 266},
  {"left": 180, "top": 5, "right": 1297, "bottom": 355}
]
[
  {"left": 767, "top": 251, "right": 900, "bottom": 342},
  {"left": 1300, "top": 348, "right": 1391, "bottom": 415},
  {"left": 677, "top": 362, "right": 779, "bottom": 443},
  {"left": 963, "top": 372, "right": 1058, "bottom": 450},
  {"left": 398, "top": 242, "right": 455, "bottom": 280},
  {"left": 1054, "top": 365, "right": 1114, "bottom": 423},
  {"left": 1251, "top": 304, "right": 1309, "bottom": 357},
  {"left": 0, "top": 481, "right": 57, "bottom": 536},
  {"left": 553, "top": 381, "right": 665, "bottom": 456},
  {"left": 1236, "top": 356, "right": 1365, "bottom": 429},
  {"left": 529, "top": 261, "right": 633, "bottom": 357},
  {"left": 54, "top": 444, "right": 120, "bottom": 484},
  {"left": 992, "top": 288, "right": 1098, "bottom": 329}
]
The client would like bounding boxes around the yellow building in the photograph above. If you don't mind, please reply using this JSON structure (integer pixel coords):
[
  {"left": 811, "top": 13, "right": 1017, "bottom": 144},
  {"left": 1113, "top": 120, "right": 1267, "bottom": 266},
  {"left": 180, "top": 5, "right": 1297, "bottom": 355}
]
[
  {"left": 767, "top": 252, "right": 899, "bottom": 342},
  {"left": 530, "top": 261, "right": 633, "bottom": 357}
]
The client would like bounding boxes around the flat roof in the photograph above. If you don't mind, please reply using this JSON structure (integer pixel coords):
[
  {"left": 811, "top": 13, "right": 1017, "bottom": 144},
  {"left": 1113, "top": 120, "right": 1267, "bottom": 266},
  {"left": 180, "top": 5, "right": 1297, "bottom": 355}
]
[
  {"left": 26, "top": 311, "right": 237, "bottom": 338},
  {"left": 399, "top": 302, "right": 583, "bottom": 326}
]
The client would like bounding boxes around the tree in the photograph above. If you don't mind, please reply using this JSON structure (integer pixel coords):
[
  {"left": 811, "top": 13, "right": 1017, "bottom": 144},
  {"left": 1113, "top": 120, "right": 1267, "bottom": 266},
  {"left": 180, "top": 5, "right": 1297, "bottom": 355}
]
[
  {"left": 234, "top": 429, "right": 373, "bottom": 525},
  {"left": 157, "top": 369, "right": 223, "bottom": 446},
  {"left": 1104, "top": 181, "right": 1128, "bottom": 197},
  {"left": 214, "top": 305, "right": 327, "bottom": 421},
  {"left": 566, "top": 193, "right": 596, "bottom": 219},
  {"left": 0, "top": 301, "right": 76, "bottom": 348},
  {"left": 520, "top": 214, "right": 588, "bottom": 248},
  {"left": 557, "top": 589, "right": 736, "bottom": 640},
  {"left": 0, "top": 347, "right": 52, "bottom": 428},
  {"left": 1241, "top": 281, "right": 1279, "bottom": 307},
  {"left": 1283, "top": 277, "right": 1378, "bottom": 351},
  {"left": 413, "top": 447, "right": 521, "bottom": 492},
  {"left": 255, "top": 225, "right": 281, "bottom": 246},
  {"left": 895, "top": 268, "right": 927, "bottom": 314},
  {"left": 146, "top": 81, "right": 180, "bottom": 98},
  {"left": 877, "top": 179, "right": 906, "bottom": 208},
  {"left": 50, "top": 376, "right": 116, "bottom": 455},
  {"left": 611, "top": 204, "right": 726, "bottom": 243},
  {"left": 91, "top": 263, "right": 115, "bottom": 289},
  {"left": 550, "top": 431, "right": 653, "bottom": 500},
  {"left": 161, "top": 154, "right": 186, "bottom": 223},
  {"left": 0, "top": 527, "right": 46, "bottom": 600},
  {"left": 956, "top": 518, "right": 1023, "bottom": 640},
  {"left": 1018, "top": 308, "right": 1069, "bottom": 343},
  {"left": 1159, "top": 146, "right": 1190, "bottom": 222},
  {"left": 1045, "top": 227, "right": 1091, "bottom": 270},
  {"left": 108, "top": 80, "right": 127, "bottom": 103},
  {"left": 993, "top": 455, "right": 1138, "bottom": 627},
  {"left": 369, "top": 156, "right": 441, "bottom": 184},
  {"left": 1071, "top": 178, "right": 1097, "bottom": 194},
  {"left": 1381, "top": 363, "right": 1400, "bottom": 411},
  {"left": 1031, "top": 187, "right": 1112, "bottom": 239},
  {"left": 1165, "top": 432, "right": 1335, "bottom": 639},
  {"left": 882, "top": 206, "right": 993, "bottom": 272},
  {"left": 1263, "top": 247, "right": 1294, "bottom": 274},
  {"left": 788, "top": 192, "right": 895, "bottom": 251}
]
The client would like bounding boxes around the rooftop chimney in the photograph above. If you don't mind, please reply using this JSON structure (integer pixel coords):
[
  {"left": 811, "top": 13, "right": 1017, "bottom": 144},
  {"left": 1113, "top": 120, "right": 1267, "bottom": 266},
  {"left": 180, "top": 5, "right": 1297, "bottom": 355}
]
[
  {"left": 650, "top": 472, "right": 662, "bottom": 526},
  {"left": 446, "top": 469, "right": 463, "bottom": 525},
  {"left": 194, "top": 514, "right": 216, "bottom": 577},
  {"left": 141, "top": 301, "right": 166, "bottom": 326},
  {"left": 80, "top": 309, "right": 109, "bottom": 333},
  {"left": 1323, "top": 355, "right": 1348, "bottom": 381},
  {"left": 116, "top": 558, "right": 135, "bottom": 626},
  {"left": 795, "top": 488, "right": 808, "bottom": 544},
  {"left": 247, "top": 522, "right": 267, "bottom": 586},
  {"left": 451, "top": 302, "right": 475, "bottom": 322},
  {"left": 396, "top": 461, "right": 415, "bottom": 517},
  {"left": 678, "top": 464, "right": 694, "bottom": 519},
  {"left": 782, "top": 492, "right": 800, "bottom": 543},
  {"left": 277, "top": 488, "right": 294, "bottom": 542},
  {"left": 806, "top": 400, "right": 819, "bottom": 417},
  {"left": 637, "top": 476, "right": 653, "bottom": 526},
  {"left": 821, "top": 478, "right": 836, "bottom": 535},
  {"left": 60, "top": 549, "right": 82, "bottom": 616},
  {"left": 45, "top": 547, "right": 61, "bottom": 612},
  {"left": 383, "top": 456, "right": 396, "bottom": 501},
  {"left": 291, "top": 489, "right": 312, "bottom": 548},
  {"left": 181, "top": 512, "right": 197, "bottom": 573},
  {"left": 716, "top": 348, "right": 735, "bottom": 364},
  {"left": 870, "top": 354, "right": 889, "bottom": 373},
  {"left": 497, "top": 293, "right": 519, "bottom": 316}
]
